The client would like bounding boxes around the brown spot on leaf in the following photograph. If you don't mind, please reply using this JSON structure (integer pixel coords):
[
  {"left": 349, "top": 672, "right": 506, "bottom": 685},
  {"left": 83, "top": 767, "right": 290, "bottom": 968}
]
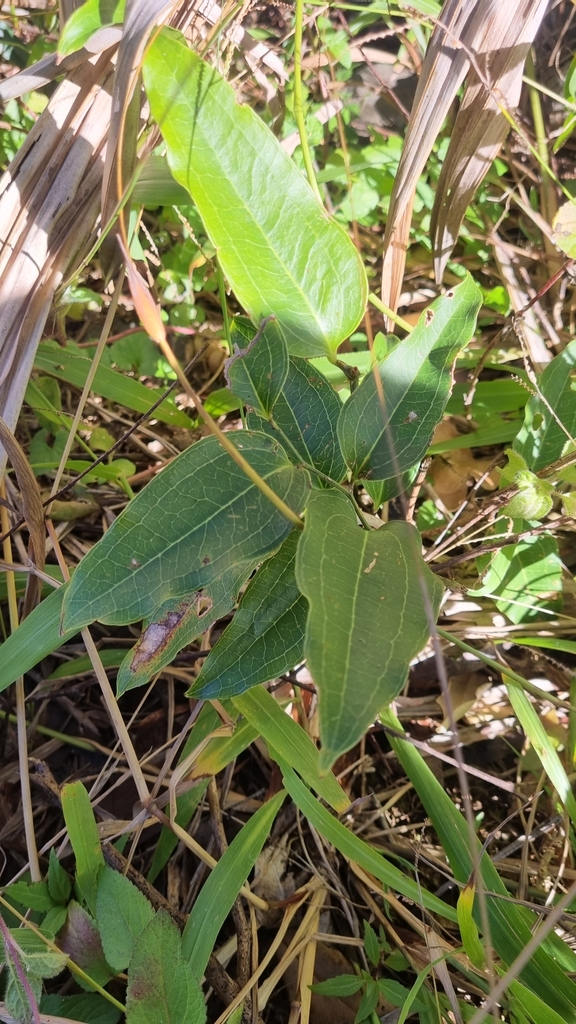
[{"left": 425, "top": 309, "right": 434, "bottom": 326}]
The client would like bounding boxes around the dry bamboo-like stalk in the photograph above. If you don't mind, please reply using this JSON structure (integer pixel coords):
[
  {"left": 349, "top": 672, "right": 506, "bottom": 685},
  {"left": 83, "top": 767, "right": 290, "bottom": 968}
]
[{"left": 381, "top": 0, "right": 548, "bottom": 322}]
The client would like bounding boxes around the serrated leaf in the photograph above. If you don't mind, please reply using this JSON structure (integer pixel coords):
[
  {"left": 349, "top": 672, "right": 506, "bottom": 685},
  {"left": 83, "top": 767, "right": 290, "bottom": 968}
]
[
  {"left": 475, "top": 534, "right": 562, "bottom": 624},
  {"left": 61, "top": 782, "right": 104, "bottom": 915},
  {"left": 191, "top": 531, "right": 307, "bottom": 700},
  {"left": 3, "top": 881, "right": 56, "bottom": 912},
  {"left": 248, "top": 357, "right": 347, "bottom": 482},
  {"left": 17, "top": 945, "right": 68, "bottom": 980},
  {"left": 126, "top": 910, "right": 205, "bottom": 1024},
  {"left": 116, "top": 562, "right": 257, "bottom": 694},
  {"left": 363, "top": 921, "right": 380, "bottom": 967},
  {"left": 310, "top": 975, "right": 364, "bottom": 997},
  {"left": 514, "top": 339, "right": 576, "bottom": 470},
  {"left": 48, "top": 848, "right": 72, "bottom": 905},
  {"left": 563, "top": 492, "right": 576, "bottom": 517},
  {"left": 295, "top": 490, "right": 444, "bottom": 770},
  {"left": 226, "top": 317, "right": 289, "bottom": 417},
  {"left": 59, "top": 0, "right": 125, "bottom": 55},
  {"left": 41, "top": 992, "right": 122, "bottom": 1024},
  {"left": 181, "top": 790, "right": 285, "bottom": 976},
  {"left": 338, "top": 276, "right": 482, "bottom": 497},
  {"left": 95, "top": 866, "right": 154, "bottom": 973},
  {"left": 34, "top": 341, "right": 191, "bottom": 428},
  {"left": 0, "top": 583, "right": 78, "bottom": 695},
  {"left": 62, "top": 433, "right": 309, "bottom": 632},
  {"left": 143, "top": 30, "right": 367, "bottom": 359},
  {"left": 232, "top": 687, "right": 349, "bottom": 812},
  {"left": 59, "top": 902, "right": 115, "bottom": 989},
  {"left": 4, "top": 964, "right": 42, "bottom": 1024}
]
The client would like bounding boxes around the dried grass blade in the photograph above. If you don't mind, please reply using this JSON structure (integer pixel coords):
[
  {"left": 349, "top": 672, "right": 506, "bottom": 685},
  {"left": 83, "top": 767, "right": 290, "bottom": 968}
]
[{"left": 431, "top": 0, "right": 548, "bottom": 281}]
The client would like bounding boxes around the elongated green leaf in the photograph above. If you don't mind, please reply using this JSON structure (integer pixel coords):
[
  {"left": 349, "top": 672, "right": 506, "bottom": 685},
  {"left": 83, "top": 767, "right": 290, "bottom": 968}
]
[
  {"left": 61, "top": 782, "right": 104, "bottom": 916},
  {"left": 295, "top": 490, "right": 444, "bottom": 770},
  {"left": 143, "top": 30, "right": 367, "bottom": 359},
  {"left": 248, "top": 357, "right": 347, "bottom": 482},
  {"left": 474, "top": 534, "right": 562, "bottom": 624},
  {"left": 48, "top": 849, "right": 72, "bottom": 905},
  {"left": 191, "top": 531, "right": 307, "bottom": 701},
  {"left": 62, "top": 433, "right": 309, "bottom": 632},
  {"left": 232, "top": 687, "right": 348, "bottom": 812},
  {"left": 511, "top": 636, "right": 576, "bottom": 655},
  {"left": 181, "top": 790, "right": 285, "bottom": 975},
  {"left": 338, "top": 276, "right": 482, "bottom": 496},
  {"left": 226, "top": 317, "right": 289, "bottom": 418},
  {"left": 507, "top": 680, "right": 576, "bottom": 827},
  {"left": 0, "top": 584, "right": 77, "bottom": 694},
  {"left": 95, "top": 866, "right": 154, "bottom": 973},
  {"left": 34, "top": 342, "right": 191, "bottom": 428},
  {"left": 131, "top": 154, "right": 190, "bottom": 206},
  {"left": 59, "top": 0, "right": 125, "bottom": 55},
  {"left": 40, "top": 993, "right": 122, "bottom": 1024},
  {"left": 514, "top": 339, "right": 576, "bottom": 470},
  {"left": 276, "top": 757, "right": 456, "bottom": 921},
  {"left": 380, "top": 706, "right": 576, "bottom": 1017},
  {"left": 116, "top": 561, "right": 257, "bottom": 695},
  {"left": 126, "top": 910, "right": 205, "bottom": 1024}
]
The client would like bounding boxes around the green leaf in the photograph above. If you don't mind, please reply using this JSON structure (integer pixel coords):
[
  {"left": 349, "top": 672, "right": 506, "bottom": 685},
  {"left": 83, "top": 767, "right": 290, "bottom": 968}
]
[
  {"left": 59, "top": 0, "right": 125, "bottom": 56},
  {"left": 131, "top": 154, "right": 191, "bottom": 206},
  {"left": 514, "top": 339, "right": 576, "bottom": 471},
  {"left": 232, "top": 686, "right": 349, "bottom": 812},
  {"left": 191, "top": 531, "right": 307, "bottom": 701},
  {"left": 363, "top": 921, "right": 380, "bottom": 967},
  {"left": 34, "top": 341, "right": 191, "bottom": 428},
  {"left": 295, "top": 490, "right": 444, "bottom": 770},
  {"left": 226, "top": 317, "right": 289, "bottom": 417},
  {"left": 3, "top": 963, "right": 42, "bottom": 1024},
  {"left": 143, "top": 30, "right": 367, "bottom": 359},
  {"left": 0, "top": 583, "right": 80, "bottom": 695},
  {"left": 510, "top": 636, "right": 576, "bottom": 655},
  {"left": 379, "top": 706, "right": 576, "bottom": 1019},
  {"left": 475, "top": 535, "right": 562, "bottom": 624},
  {"left": 61, "top": 782, "right": 104, "bottom": 915},
  {"left": 95, "top": 867, "right": 154, "bottom": 974},
  {"left": 338, "top": 276, "right": 482, "bottom": 496},
  {"left": 377, "top": 979, "right": 423, "bottom": 1009},
  {"left": 501, "top": 471, "right": 554, "bottom": 520},
  {"left": 126, "top": 910, "right": 205, "bottom": 1024},
  {"left": 48, "top": 849, "right": 72, "bottom": 905},
  {"left": 62, "top": 433, "right": 309, "bottom": 632},
  {"left": 3, "top": 881, "right": 56, "bottom": 912},
  {"left": 59, "top": 902, "right": 115, "bottom": 989},
  {"left": 248, "top": 357, "right": 347, "bottom": 482},
  {"left": 181, "top": 790, "right": 285, "bottom": 976},
  {"left": 41, "top": 993, "right": 122, "bottom": 1024},
  {"left": 356, "top": 978, "right": 380, "bottom": 1021},
  {"left": 276, "top": 757, "right": 457, "bottom": 921},
  {"left": 40, "top": 905, "right": 68, "bottom": 939},
  {"left": 310, "top": 975, "right": 364, "bottom": 997},
  {"left": 116, "top": 561, "right": 257, "bottom": 695}
]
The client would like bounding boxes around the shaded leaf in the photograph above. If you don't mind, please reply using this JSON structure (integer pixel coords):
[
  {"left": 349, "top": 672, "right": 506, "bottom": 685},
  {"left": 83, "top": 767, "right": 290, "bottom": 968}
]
[
  {"left": 34, "top": 341, "right": 191, "bottom": 428},
  {"left": 143, "top": 30, "right": 367, "bottom": 359},
  {"left": 226, "top": 316, "right": 289, "bottom": 418},
  {"left": 4, "top": 965, "right": 42, "bottom": 1024},
  {"left": 126, "top": 910, "right": 205, "bottom": 1024},
  {"left": 61, "top": 782, "right": 104, "bottom": 915},
  {"left": 48, "top": 849, "right": 72, "bottom": 906},
  {"left": 310, "top": 975, "right": 364, "bottom": 997},
  {"left": 181, "top": 791, "right": 285, "bottom": 976},
  {"left": 249, "top": 357, "right": 347, "bottom": 482},
  {"left": 338, "top": 276, "right": 481, "bottom": 496},
  {"left": 59, "top": 902, "right": 115, "bottom": 988},
  {"left": 95, "top": 866, "right": 154, "bottom": 974},
  {"left": 514, "top": 340, "right": 576, "bottom": 471},
  {"left": 41, "top": 992, "right": 122, "bottom": 1024},
  {"left": 62, "top": 433, "right": 309, "bottom": 632},
  {"left": 191, "top": 530, "right": 307, "bottom": 700},
  {"left": 295, "top": 490, "right": 444, "bottom": 770}
]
